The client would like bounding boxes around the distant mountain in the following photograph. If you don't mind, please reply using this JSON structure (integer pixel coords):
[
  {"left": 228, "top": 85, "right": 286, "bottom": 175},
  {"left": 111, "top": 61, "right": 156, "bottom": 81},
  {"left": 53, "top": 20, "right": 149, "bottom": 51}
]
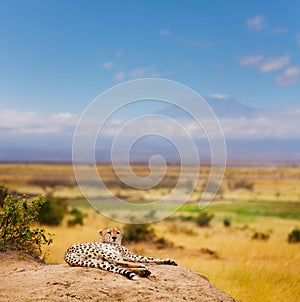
[
  {"left": 205, "top": 95, "right": 257, "bottom": 118},
  {"left": 155, "top": 95, "right": 257, "bottom": 118}
]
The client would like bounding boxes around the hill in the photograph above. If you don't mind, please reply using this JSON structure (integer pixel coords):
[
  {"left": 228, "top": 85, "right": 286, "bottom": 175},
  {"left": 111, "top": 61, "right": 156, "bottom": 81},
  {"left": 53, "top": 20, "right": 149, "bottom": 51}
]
[{"left": 0, "top": 252, "right": 238, "bottom": 302}]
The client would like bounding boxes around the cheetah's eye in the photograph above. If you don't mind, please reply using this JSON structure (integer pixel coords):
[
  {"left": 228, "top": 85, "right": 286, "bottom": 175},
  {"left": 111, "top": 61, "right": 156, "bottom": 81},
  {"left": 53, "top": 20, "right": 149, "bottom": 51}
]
[
  {"left": 107, "top": 231, "right": 111, "bottom": 235},
  {"left": 117, "top": 231, "right": 120, "bottom": 234}
]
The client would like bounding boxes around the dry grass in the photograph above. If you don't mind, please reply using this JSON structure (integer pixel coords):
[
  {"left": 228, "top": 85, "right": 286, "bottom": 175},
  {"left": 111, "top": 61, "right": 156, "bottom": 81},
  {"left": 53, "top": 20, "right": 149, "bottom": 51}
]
[{"left": 157, "top": 219, "right": 300, "bottom": 302}]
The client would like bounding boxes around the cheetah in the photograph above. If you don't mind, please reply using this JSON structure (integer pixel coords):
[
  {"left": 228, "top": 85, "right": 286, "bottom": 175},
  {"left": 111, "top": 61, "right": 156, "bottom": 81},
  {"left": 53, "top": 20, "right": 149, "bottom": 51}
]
[{"left": 64, "top": 227, "right": 177, "bottom": 280}]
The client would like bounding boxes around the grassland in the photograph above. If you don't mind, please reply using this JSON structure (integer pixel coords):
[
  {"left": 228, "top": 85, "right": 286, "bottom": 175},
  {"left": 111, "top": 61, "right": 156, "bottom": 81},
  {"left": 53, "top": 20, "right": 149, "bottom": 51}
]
[{"left": 1, "top": 163, "right": 300, "bottom": 302}]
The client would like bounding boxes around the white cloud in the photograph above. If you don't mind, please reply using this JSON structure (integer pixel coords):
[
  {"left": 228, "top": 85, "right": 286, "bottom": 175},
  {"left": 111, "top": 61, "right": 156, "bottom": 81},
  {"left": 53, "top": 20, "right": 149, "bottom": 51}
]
[
  {"left": 101, "top": 117, "right": 189, "bottom": 139},
  {"left": 102, "top": 61, "right": 113, "bottom": 69},
  {"left": 0, "top": 109, "right": 78, "bottom": 135},
  {"left": 259, "top": 55, "right": 290, "bottom": 72},
  {"left": 247, "top": 15, "right": 265, "bottom": 31},
  {"left": 276, "top": 66, "right": 300, "bottom": 86},
  {"left": 239, "top": 54, "right": 290, "bottom": 73},
  {"left": 159, "top": 29, "right": 171, "bottom": 36},
  {"left": 98, "top": 108, "right": 300, "bottom": 141},
  {"left": 1, "top": 106, "right": 300, "bottom": 162},
  {"left": 247, "top": 15, "right": 290, "bottom": 36},
  {"left": 219, "top": 110, "right": 300, "bottom": 139},
  {"left": 114, "top": 72, "right": 126, "bottom": 82}
]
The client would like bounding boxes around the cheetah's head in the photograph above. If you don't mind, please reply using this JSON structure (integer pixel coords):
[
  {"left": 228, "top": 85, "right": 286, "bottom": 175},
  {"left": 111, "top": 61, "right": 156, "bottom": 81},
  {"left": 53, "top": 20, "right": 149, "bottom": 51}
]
[{"left": 98, "top": 228, "right": 123, "bottom": 245}]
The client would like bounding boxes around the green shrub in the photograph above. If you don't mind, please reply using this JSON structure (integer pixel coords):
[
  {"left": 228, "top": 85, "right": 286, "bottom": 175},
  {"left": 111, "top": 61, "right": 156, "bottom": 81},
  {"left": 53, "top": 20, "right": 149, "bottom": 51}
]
[
  {"left": 288, "top": 227, "right": 300, "bottom": 243},
  {"left": 122, "top": 224, "right": 155, "bottom": 243},
  {"left": 0, "top": 194, "right": 53, "bottom": 258},
  {"left": 196, "top": 211, "right": 214, "bottom": 227},
  {"left": 67, "top": 208, "right": 85, "bottom": 227},
  {"left": 223, "top": 217, "right": 232, "bottom": 227},
  {"left": 0, "top": 185, "right": 8, "bottom": 208},
  {"left": 179, "top": 214, "right": 195, "bottom": 222},
  {"left": 37, "top": 195, "right": 68, "bottom": 226}
]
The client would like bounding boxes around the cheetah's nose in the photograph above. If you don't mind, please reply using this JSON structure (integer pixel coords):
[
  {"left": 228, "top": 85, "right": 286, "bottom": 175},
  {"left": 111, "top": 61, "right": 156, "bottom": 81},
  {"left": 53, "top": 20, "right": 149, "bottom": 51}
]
[{"left": 112, "top": 236, "right": 117, "bottom": 241}]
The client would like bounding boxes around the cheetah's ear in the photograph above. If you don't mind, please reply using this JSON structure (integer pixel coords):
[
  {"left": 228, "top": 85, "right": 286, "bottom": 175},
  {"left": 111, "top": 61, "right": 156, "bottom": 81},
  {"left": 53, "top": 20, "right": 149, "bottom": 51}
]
[{"left": 98, "top": 230, "right": 103, "bottom": 235}]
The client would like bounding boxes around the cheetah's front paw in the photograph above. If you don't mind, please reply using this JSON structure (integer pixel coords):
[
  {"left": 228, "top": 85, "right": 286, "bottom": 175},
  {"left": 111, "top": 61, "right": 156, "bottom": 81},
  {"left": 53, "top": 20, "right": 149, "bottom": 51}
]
[
  {"left": 164, "top": 259, "right": 178, "bottom": 266},
  {"left": 139, "top": 268, "right": 151, "bottom": 277}
]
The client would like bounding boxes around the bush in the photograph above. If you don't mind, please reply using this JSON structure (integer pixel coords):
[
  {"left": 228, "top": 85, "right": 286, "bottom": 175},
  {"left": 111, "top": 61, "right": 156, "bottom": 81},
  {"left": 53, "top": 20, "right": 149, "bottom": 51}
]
[
  {"left": 0, "top": 194, "right": 53, "bottom": 258},
  {"left": 0, "top": 185, "right": 8, "bottom": 208},
  {"left": 27, "top": 179, "right": 75, "bottom": 194},
  {"left": 288, "top": 227, "right": 300, "bottom": 243},
  {"left": 154, "top": 237, "right": 174, "bottom": 249},
  {"left": 196, "top": 211, "right": 214, "bottom": 227},
  {"left": 179, "top": 214, "right": 195, "bottom": 222},
  {"left": 223, "top": 217, "right": 232, "bottom": 227},
  {"left": 200, "top": 247, "right": 219, "bottom": 258},
  {"left": 67, "top": 208, "right": 85, "bottom": 227},
  {"left": 122, "top": 224, "right": 155, "bottom": 243},
  {"left": 228, "top": 179, "right": 254, "bottom": 191},
  {"left": 37, "top": 195, "right": 68, "bottom": 226},
  {"left": 252, "top": 231, "right": 269, "bottom": 241}
]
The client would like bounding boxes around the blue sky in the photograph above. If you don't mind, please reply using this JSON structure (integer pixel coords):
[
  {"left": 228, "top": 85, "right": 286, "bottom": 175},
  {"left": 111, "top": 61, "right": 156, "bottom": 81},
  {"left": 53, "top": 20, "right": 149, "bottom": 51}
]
[
  {"left": 1, "top": 0, "right": 300, "bottom": 111},
  {"left": 0, "top": 1, "right": 300, "bottom": 161}
]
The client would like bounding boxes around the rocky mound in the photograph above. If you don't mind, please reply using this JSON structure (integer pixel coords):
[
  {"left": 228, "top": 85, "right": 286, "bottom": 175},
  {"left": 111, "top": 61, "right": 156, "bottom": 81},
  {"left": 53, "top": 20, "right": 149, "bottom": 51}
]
[{"left": 0, "top": 252, "right": 238, "bottom": 302}]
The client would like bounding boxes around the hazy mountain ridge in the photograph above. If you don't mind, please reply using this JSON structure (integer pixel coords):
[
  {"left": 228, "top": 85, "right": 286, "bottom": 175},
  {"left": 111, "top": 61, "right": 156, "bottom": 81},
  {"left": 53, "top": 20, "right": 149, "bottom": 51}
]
[
  {"left": 156, "top": 95, "right": 257, "bottom": 118},
  {"left": 0, "top": 96, "right": 299, "bottom": 163}
]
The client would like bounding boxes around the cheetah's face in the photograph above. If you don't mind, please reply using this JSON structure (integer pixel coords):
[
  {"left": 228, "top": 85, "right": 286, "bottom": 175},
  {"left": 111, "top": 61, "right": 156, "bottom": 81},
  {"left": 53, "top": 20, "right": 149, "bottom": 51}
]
[{"left": 99, "top": 228, "right": 122, "bottom": 245}]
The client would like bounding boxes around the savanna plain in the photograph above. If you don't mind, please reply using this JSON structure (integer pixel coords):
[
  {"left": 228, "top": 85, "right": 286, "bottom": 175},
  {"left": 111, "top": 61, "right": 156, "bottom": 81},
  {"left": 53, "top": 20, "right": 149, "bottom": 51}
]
[{"left": 1, "top": 163, "right": 300, "bottom": 302}]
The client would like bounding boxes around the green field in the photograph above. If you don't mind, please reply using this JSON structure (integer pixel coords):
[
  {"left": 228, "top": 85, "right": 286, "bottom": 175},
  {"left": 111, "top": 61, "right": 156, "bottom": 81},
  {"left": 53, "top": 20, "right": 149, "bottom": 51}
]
[{"left": 182, "top": 201, "right": 300, "bottom": 220}]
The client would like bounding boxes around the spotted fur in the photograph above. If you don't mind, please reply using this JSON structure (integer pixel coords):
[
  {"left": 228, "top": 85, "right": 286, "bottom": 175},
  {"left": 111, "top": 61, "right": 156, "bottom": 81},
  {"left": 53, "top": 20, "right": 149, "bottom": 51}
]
[{"left": 64, "top": 227, "right": 177, "bottom": 280}]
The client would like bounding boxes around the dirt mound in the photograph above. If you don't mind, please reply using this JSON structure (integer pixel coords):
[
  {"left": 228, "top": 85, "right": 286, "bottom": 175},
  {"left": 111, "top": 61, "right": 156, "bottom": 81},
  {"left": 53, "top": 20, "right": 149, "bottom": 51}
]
[{"left": 0, "top": 252, "right": 238, "bottom": 302}]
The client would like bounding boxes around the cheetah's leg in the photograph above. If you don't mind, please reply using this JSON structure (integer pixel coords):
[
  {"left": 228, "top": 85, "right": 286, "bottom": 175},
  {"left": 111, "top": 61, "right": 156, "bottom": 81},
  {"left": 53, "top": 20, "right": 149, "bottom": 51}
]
[
  {"left": 115, "top": 260, "right": 147, "bottom": 268},
  {"left": 64, "top": 252, "right": 139, "bottom": 280},
  {"left": 121, "top": 249, "right": 178, "bottom": 266},
  {"left": 98, "top": 258, "right": 151, "bottom": 277},
  {"left": 92, "top": 249, "right": 150, "bottom": 271},
  {"left": 113, "top": 260, "right": 151, "bottom": 277}
]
